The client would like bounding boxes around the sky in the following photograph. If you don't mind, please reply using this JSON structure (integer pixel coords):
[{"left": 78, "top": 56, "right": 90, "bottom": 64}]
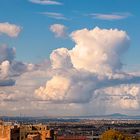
[{"left": 0, "top": 0, "right": 140, "bottom": 116}]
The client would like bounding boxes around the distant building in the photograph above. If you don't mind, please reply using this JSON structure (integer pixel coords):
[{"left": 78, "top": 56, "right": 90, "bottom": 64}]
[
  {"left": 57, "top": 136, "right": 87, "bottom": 140},
  {"left": 20, "top": 124, "right": 54, "bottom": 140},
  {"left": 0, "top": 121, "right": 55, "bottom": 140},
  {"left": 0, "top": 123, "right": 20, "bottom": 140}
]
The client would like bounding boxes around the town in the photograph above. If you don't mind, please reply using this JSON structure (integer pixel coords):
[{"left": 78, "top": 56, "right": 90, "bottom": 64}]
[{"left": 1, "top": 118, "right": 140, "bottom": 140}]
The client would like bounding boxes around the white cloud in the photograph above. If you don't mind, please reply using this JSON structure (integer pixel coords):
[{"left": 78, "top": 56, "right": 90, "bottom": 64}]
[
  {"left": 0, "top": 22, "right": 21, "bottom": 37},
  {"left": 35, "top": 75, "right": 71, "bottom": 102},
  {"left": 40, "top": 12, "right": 66, "bottom": 20},
  {"left": 50, "top": 48, "right": 73, "bottom": 68},
  {"left": 0, "top": 26, "right": 140, "bottom": 116},
  {"left": 50, "top": 24, "right": 67, "bottom": 38},
  {"left": 0, "top": 45, "right": 15, "bottom": 86},
  {"left": 0, "top": 44, "right": 35, "bottom": 86},
  {"left": 35, "top": 69, "right": 101, "bottom": 103},
  {"left": 35, "top": 27, "right": 130, "bottom": 102},
  {"left": 0, "top": 60, "right": 15, "bottom": 86},
  {"left": 89, "top": 13, "right": 131, "bottom": 20},
  {"left": 70, "top": 27, "right": 130, "bottom": 74},
  {"left": 0, "top": 61, "right": 10, "bottom": 79},
  {"left": 28, "top": 0, "right": 62, "bottom": 5},
  {"left": 0, "top": 44, "right": 15, "bottom": 63},
  {"left": 95, "top": 84, "right": 140, "bottom": 111}
]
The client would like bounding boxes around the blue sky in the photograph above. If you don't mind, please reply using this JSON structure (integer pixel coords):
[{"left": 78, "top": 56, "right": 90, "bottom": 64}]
[
  {"left": 0, "top": 0, "right": 140, "bottom": 116},
  {"left": 0, "top": 0, "right": 140, "bottom": 69}
]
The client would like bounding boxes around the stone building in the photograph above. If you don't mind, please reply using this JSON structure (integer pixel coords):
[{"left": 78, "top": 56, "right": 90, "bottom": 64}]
[
  {"left": 0, "top": 121, "right": 54, "bottom": 140},
  {"left": 20, "top": 124, "right": 54, "bottom": 140},
  {"left": 0, "top": 124, "right": 20, "bottom": 140}
]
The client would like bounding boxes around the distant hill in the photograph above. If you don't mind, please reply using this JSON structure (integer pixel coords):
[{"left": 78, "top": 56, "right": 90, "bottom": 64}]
[
  {"left": 107, "top": 113, "right": 127, "bottom": 116},
  {"left": 104, "top": 113, "right": 128, "bottom": 118},
  {"left": 1, "top": 113, "right": 140, "bottom": 121},
  {"left": 54, "top": 113, "right": 140, "bottom": 120}
]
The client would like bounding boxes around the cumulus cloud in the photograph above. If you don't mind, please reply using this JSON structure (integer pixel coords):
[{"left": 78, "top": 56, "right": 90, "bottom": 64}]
[
  {"left": 29, "top": 0, "right": 62, "bottom": 5},
  {"left": 35, "top": 75, "right": 71, "bottom": 102},
  {"left": 50, "top": 24, "right": 68, "bottom": 38},
  {"left": 35, "top": 69, "right": 101, "bottom": 103},
  {"left": 0, "top": 45, "right": 15, "bottom": 86},
  {"left": 0, "top": 61, "right": 10, "bottom": 79},
  {"left": 0, "top": 44, "right": 15, "bottom": 63},
  {"left": 70, "top": 27, "right": 130, "bottom": 74},
  {"left": 35, "top": 26, "right": 130, "bottom": 103},
  {"left": 94, "top": 84, "right": 140, "bottom": 112},
  {"left": 0, "top": 22, "right": 21, "bottom": 37},
  {"left": 0, "top": 26, "right": 140, "bottom": 116},
  {"left": 50, "top": 48, "right": 73, "bottom": 68},
  {"left": 89, "top": 13, "right": 131, "bottom": 20},
  {"left": 0, "top": 61, "right": 15, "bottom": 86},
  {"left": 49, "top": 26, "right": 129, "bottom": 73},
  {"left": 0, "top": 44, "right": 34, "bottom": 86},
  {"left": 34, "top": 27, "right": 140, "bottom": 115}
]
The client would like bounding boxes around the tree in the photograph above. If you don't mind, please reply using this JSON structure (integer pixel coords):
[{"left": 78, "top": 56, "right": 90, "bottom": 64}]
[{"left": 100, "top": 129, "right": 133, "bottom": 140}]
